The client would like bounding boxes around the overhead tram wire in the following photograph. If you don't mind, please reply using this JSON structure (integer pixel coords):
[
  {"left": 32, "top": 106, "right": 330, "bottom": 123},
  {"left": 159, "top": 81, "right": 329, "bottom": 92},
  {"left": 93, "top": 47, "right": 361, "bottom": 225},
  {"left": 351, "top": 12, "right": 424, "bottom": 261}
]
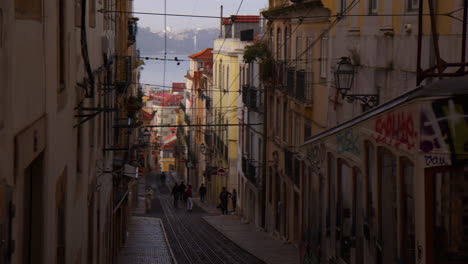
[{"left": 97, "top": 9, "right": 465, "bottom": 21}]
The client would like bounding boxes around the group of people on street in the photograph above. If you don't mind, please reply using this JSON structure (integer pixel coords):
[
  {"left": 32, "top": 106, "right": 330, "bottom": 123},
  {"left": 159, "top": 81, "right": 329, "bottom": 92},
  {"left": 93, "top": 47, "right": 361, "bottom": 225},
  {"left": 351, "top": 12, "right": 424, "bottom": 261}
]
[
  {"left": 170, "top": 181, "right": 237, "bottom": 215},
  {"left": 171, "top": 181, "right": 194, "bottom": 211}
]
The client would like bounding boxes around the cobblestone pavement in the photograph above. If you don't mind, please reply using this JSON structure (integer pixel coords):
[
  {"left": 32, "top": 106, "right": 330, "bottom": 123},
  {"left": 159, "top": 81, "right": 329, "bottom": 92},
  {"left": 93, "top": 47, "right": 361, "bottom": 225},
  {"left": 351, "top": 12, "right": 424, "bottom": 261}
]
[
  {"left": 116, "top": 217, "right": 175, "bottom": 264},
  {"left": 140, "top": 171, "right": 265, "bottom": 264}
]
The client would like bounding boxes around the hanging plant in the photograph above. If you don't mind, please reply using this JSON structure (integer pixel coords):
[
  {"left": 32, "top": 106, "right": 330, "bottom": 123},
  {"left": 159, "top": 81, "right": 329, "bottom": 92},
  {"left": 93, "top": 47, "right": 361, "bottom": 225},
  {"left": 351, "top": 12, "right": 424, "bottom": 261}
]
[{"left": 243, "top": 41, "right": 275, "bottom": 83}]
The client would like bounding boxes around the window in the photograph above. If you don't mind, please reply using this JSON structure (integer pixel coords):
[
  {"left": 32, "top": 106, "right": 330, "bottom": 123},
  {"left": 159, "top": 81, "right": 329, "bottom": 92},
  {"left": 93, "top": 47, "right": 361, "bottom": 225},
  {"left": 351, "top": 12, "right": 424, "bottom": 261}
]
[
  {"left": 369, "top": 0, "right": 378, "bottom": 14},
  {"left": 89, "top": 0, "right": 96, "bottom": 28},
  {"left": 295, "top": 116, "right": 300, "bottom": 147},
  {"left": 276, "top": 28, "right": 282, "bottom": 60},
  {"left": 341, "top": 0, "right": 347, "bottom": 14},
  {"left": 306, "top": 36, "right": 314, "bottom": 103},
  {"left": 408, "top": 0, "right": 419, "bottom": 11},
  {"left": 320, "top": 36, "right": 328, "bottom": 78},
  {"left": 379, "top": 148, "right": 397, "bottom": 263},
  {"left": 276, "top": 98, "right": 281, "bottom": 137},
  {"left": 304, "top": 122, "right": 312, "bottom": 141},
  {"left": 284, "top": 27, "right": 290, "bottom": 62},
  {"left": 226, "top": 66, "right": 230, "bottom": 91},
  {"left": 401, "top": 159, "right": 415, "bottom": 264},
  {"left": 327, "top": 154, "right": 336, "bottom": 235},
  {"left": 338, "top": 162, "right": 353, "bottom": 263},
  {"left": 270, "top": 28, "right": 274, "bottom": 51},
  {"left": 283, "top": 102, "right": 287, "bottom": 142},
  {"left": 296, "top": 32, "right": 302, "bottom": 67},
  {"left": 365, "top": 143, "right": 377, "bottom": 243},
  {"left": 269, "top": 167, "right": 273, "bottom": 203},
  {"left": 58, "top": 0, "right": 66, "bottom": 91},
  {"left": 15, "top": 0, "right": 42, "bottom": 21}
]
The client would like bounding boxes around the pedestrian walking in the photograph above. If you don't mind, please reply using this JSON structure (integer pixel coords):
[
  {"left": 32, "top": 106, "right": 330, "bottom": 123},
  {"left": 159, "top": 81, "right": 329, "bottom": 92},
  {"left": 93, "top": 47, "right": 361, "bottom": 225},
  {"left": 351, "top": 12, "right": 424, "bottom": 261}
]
[
  {"left": 186, "top": 185, "right": 193, "bottom": 211},
  {"left": 231, "top": 189, "right": 237, "bottom": 214},
  {"left": 199, "top": 183, "right": 207, "bottom": 203},
  {"left": 178, "top": 181, "right": 186, "bottom": 201},
  {"left": 219, "top": 187, "right": 231, "bottom": 215},
  {"left": 145, "top": 187, "right": 154, "bottom": 211},
  {"left": 171, "top": 183, "right": 179, "bottom": 208}
]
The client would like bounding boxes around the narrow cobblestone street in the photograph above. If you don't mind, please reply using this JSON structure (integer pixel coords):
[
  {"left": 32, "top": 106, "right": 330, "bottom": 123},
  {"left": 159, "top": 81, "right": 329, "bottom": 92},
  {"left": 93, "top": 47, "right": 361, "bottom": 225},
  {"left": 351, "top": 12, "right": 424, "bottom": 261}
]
[{"left": 121, "top": 171, "right": 265, "bottom": 264}]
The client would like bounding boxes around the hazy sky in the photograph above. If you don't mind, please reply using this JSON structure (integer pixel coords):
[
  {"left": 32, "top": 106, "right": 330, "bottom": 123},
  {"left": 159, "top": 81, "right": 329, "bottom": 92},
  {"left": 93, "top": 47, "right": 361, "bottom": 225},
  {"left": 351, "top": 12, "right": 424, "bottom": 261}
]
[{"left": 133, "top": 0, "right": 268, "bottom": 32}]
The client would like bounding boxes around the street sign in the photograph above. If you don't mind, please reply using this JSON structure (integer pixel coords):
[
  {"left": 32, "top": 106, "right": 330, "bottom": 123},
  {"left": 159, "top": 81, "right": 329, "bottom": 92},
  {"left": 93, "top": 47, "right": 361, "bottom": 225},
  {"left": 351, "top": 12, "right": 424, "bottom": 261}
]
[{"left": 217, "top": 168, "right": 226, "bottom": 177}]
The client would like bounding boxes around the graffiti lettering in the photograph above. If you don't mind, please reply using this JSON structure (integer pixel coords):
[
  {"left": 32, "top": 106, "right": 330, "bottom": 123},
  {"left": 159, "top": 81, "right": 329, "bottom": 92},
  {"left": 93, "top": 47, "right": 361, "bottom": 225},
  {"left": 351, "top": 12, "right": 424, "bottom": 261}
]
[
  {"left": 306, "top": 143, "right": 325, "bottom": 172},
  {"left": 374, "top": 112, "right": 418, "bottom": 150},
  {"left": 424, "top": 155, "right": 448, "bottom": 166},
  {"left": 336, "top": 129, "right": 360, "bottom": 155}
]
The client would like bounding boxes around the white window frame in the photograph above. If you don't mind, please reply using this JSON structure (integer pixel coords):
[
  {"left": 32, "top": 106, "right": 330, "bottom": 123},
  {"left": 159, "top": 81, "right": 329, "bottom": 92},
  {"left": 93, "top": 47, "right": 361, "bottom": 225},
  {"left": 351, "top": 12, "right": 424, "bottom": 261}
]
[{"left": 369, "top": 0, "right": 378, "bottom": 14}]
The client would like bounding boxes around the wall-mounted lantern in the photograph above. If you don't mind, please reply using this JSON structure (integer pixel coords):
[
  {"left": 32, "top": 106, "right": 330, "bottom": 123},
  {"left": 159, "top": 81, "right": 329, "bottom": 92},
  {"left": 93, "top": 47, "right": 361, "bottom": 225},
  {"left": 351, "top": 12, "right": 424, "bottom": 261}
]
[{"left": 335, "top": 57, "right": 379, "bottom": 109}]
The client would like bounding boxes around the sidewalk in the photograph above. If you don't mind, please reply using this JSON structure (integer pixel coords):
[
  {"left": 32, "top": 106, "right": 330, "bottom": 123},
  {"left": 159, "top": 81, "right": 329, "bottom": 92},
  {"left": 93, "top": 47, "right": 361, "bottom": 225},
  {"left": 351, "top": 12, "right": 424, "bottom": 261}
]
[
  {"left": 194, "top": 198, "right": 299, "bottom": 264},
  {"left": 116, "top": 217, "right": 176, "bottom": 264},
  {"left": 116, "top": 174, "right": 177, "bottom": 264}
]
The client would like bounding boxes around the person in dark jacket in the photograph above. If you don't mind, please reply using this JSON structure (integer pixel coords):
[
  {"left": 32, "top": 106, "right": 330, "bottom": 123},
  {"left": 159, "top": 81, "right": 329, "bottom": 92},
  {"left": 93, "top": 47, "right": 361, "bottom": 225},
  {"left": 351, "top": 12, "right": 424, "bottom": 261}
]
[
  {"left": 198, "top": 183, "right": 207, "bottom": 203},
  {"left": 219, "top": 187, "right": 231, "bottom": 215},
  {"left": 171, "top": 183, "right": 179, "bottom": 208},
  {"left": 178, "top": 181, "right": 186, "bottom": 200}
]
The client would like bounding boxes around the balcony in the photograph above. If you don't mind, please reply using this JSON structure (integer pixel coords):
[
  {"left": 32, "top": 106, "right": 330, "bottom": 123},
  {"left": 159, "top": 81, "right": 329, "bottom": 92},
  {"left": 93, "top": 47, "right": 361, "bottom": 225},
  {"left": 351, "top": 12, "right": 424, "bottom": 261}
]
[
  {"left": 242, "top": 156, "right": 258, "bottom": 186},
  {"left": 242, "top": 85, "right": 259, "bottom": 110},
  {"left": 116, "top": 56, "right": 132, "bottom": 94},
  {"left": 128, "top": 18, "right": 138, "bottom": 47}
]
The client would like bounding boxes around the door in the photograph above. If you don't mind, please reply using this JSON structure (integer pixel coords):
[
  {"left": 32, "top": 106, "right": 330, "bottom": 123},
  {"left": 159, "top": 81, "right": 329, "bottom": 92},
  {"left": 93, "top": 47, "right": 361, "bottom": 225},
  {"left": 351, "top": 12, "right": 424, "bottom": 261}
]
[
  {"left": 426, "top": 166, "right": 468, "bottom": 264},
  {"left": 23, "top": 154, "right": 44, "bottom": 264}
]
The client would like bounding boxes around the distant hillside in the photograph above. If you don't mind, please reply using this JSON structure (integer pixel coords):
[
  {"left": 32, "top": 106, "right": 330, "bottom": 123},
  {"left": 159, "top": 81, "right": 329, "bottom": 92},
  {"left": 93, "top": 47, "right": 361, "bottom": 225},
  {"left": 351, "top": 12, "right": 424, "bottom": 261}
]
[{"left": 137, "top": 27, "right": 219, "bottom": 55}]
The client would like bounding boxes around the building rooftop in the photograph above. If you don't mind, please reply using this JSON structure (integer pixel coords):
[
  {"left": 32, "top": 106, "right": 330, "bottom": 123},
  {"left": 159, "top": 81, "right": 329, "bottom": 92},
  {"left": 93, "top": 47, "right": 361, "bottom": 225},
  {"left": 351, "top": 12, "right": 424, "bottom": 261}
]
[
  {"left": 222, "top": 15, "right": 260, "bottom": 25},
  {"left": 188, "top": 48, "right": 213, "bottom": 60}
]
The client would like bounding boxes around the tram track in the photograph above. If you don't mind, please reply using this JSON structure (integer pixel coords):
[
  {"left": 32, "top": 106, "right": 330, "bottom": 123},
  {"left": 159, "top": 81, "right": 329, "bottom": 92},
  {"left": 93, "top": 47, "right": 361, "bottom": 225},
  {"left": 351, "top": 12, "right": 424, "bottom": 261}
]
[{"left": 148, "top": 173, "right": 264, "bottom": 264}]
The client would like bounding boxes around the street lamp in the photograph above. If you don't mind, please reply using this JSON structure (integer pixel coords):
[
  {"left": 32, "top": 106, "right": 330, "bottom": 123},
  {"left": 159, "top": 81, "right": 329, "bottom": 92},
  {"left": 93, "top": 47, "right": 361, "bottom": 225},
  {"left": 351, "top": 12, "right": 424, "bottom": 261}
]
[
  {"left": 142, "top": 128, "right": 151, "bottom": 145},
  {"left": 334, "top": 57, "right": 379, "bottom": 109},
  {"left": 335, "top": 57, "right": 355, "bottom": 97}
]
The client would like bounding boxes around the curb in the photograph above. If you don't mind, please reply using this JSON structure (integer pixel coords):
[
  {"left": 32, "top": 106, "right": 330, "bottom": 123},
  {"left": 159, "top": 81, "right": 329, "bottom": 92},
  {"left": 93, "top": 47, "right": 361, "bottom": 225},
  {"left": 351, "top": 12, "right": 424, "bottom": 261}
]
[{"left": 158, "top": 218, "right": 178, "bottom": 264}]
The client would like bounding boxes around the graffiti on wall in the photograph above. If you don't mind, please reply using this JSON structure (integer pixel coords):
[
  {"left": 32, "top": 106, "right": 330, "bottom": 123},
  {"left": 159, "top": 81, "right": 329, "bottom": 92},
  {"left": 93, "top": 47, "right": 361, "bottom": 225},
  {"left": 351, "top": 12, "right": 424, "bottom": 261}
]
[
  {"left": 432, "top": 98, "right": 468, "bottom": 162},
  {"left": 424, "top": 155, "right": 449, "bottom": 166},
  {"left": 306, "top": 143, "right": 325, "bottom": 172},
  {"left": 336, "top": 129, "right": 360, "bottom": 155},
  {"left": 374, "top": 111, "right": 418, "bottom": 151},
  {"left": 420, "top": 109, "right": 444, "bottom": 153}
]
